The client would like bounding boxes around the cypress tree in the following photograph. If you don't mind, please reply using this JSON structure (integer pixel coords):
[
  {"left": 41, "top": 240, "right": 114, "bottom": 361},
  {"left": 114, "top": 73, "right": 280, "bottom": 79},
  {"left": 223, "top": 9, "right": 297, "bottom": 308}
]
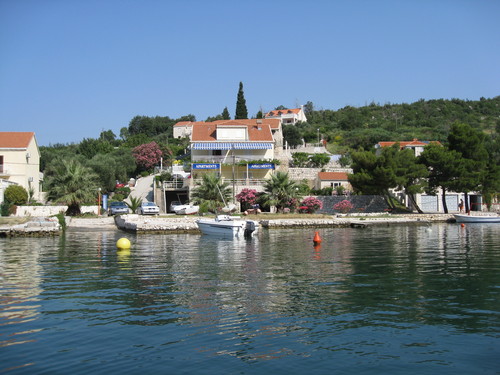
[
  {"left": 222, "top": 107, "right": 230, "bottom": 120},
  {"left": 235, "top": 82, "right": 248, "bottom": 119}
]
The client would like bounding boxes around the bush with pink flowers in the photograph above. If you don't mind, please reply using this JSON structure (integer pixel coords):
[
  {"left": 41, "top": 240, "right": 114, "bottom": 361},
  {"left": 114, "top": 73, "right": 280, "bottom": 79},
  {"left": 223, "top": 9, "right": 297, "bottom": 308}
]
[
  {"left": 299, "top": 196, "right": 323, "bottom": 213},
  {"left": 333, "top": 200, "right": 354, "bottom": 214}
]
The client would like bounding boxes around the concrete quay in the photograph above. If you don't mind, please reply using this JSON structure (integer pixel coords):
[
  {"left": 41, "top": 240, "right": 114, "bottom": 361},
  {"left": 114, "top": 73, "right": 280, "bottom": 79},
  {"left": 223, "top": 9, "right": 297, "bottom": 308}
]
[
  {"left": 1, "top": 213, "right": 457, "bottom": 236},
  {"left": 114, "top": 213, "right": 456, "bottom": 233}
]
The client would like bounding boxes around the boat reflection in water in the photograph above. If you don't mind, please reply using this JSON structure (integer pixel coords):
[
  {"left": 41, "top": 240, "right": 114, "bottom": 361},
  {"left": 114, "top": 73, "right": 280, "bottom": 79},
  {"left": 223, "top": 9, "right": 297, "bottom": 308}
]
[{"left": 196, "top": 215, "right": 259, "bottom": 238}]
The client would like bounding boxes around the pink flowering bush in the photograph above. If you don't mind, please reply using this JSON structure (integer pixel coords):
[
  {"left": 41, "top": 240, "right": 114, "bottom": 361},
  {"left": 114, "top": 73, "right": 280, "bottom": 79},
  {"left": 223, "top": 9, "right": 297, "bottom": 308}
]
[
  {"left": 333, "top": 200, "right": 354, "bottom": 214},
  {"left": 299, "top": 196, "right": 323, "bottom": 213},
  {"left": 236, "top": 188, "right": 258, "bottom": 210},
  {"left": 132, "top": 142, "right": 163, "bottom": 170}
]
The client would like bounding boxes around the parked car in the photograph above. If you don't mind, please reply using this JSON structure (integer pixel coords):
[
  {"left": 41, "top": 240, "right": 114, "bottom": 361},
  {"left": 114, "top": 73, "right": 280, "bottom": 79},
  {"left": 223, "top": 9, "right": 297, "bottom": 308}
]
[
  {"left": 139, "top": 201, "right": 160, "bottom": 215},
  {"left": 109, "top": 201, "right": 129, "bottom": 215}
]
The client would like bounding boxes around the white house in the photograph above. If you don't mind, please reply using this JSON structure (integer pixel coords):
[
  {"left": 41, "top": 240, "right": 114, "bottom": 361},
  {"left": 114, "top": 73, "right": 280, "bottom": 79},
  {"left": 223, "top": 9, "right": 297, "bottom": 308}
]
[
  {"left": 375, "top": 139, "right": 441, "bottom": 157},
  {"left": 0, "top": 132, "right": 43, "bottom": 203},
  {"left": 315, "top": 172, "right": 351, "bottom": 191},
  {"left": 264, "top": 107, "right": 307, "bottom": 125}
]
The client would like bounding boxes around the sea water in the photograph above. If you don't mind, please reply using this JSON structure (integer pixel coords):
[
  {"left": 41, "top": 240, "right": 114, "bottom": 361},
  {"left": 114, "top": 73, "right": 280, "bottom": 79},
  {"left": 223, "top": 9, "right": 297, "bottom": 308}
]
[{"left": 1, "top": 223, "right": 499, "bottom": 374}]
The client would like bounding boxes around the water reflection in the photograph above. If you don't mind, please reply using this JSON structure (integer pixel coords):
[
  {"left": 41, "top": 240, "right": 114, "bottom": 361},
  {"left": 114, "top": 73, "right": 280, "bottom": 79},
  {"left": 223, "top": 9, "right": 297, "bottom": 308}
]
[{"left": 0, "top": 223, "right": 499, "bottom": 373}]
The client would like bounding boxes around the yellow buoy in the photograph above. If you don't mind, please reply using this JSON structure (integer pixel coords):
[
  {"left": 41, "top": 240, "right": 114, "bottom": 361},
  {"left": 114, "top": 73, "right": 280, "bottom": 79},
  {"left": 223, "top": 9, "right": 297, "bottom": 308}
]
[{"left": 116, "top": 237, "right": 131, "bottom": 249}]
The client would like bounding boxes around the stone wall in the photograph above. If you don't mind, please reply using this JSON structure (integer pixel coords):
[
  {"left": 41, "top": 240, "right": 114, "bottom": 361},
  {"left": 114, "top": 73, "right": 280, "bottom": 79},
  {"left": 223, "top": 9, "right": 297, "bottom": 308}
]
[
  {"left": 316, "top": 195, "right": 390, "bottom": 214},
  {"left": 14, "top": 205, "right": 99, "bottom": 217}
]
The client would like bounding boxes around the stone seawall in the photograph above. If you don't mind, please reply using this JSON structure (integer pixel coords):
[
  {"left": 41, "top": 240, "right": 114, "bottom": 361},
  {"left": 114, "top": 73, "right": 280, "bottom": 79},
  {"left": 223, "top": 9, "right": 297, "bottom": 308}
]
[
  {"left": 115, "top": 215, "right": 200, "bottom": 233},
  {"left": 0, "top": 217, "right": 61, "bottom": 237},
  {"left": 317, "top": 195, "right": 390, "bottom": 214}
]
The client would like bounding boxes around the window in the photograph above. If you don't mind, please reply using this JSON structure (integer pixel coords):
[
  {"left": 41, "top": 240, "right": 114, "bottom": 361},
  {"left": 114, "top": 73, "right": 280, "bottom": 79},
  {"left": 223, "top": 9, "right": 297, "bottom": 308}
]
[
  {"left": 0, "top": 155, "right": 3, "bottom": 173},
  {"left": 212, "top": 150, "right": 222, "bottom": 156}
]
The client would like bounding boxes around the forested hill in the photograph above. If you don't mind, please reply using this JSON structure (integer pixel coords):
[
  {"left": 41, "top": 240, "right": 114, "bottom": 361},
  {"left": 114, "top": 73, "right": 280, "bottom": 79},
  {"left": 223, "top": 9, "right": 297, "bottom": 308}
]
[{"left": 286, "top": 96, "right": 500, "bottom": 151}]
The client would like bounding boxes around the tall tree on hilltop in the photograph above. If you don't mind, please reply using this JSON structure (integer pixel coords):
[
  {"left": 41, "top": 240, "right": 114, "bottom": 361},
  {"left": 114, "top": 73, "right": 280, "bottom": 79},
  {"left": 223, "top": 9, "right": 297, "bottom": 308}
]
[{"left": 235, "top": 82, "right": 248, "bottom": 119}]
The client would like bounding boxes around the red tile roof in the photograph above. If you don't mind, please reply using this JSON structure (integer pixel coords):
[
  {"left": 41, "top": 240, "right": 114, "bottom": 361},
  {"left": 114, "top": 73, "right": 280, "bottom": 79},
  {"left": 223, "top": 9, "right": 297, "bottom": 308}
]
[
  {"left": 265, "top": 108, "right": 302, "bottom": 117},
  {"left": 318, "top": 172, "right": 349, "bottom": 181},
  {"left": 377, "top": 139, "right": 441, "bottom": 148},
  {"left": 191, "top": 122, "right": 274, "bottom": 142},
  {"left": 175, "top": 118, "right": 281, "bottom": 130},
  {"left": 0, "top": 132, "right": 35, "bottom": 148}
]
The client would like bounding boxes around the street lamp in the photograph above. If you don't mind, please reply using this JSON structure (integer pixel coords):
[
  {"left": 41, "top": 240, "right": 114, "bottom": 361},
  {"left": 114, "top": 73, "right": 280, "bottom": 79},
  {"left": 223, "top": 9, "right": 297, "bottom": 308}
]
[
  {"left": 97, "top": 188, "right": 102, "bottom": 216},
  {"left": 317, "top": 128, "right": 320, "bottom": 145}
]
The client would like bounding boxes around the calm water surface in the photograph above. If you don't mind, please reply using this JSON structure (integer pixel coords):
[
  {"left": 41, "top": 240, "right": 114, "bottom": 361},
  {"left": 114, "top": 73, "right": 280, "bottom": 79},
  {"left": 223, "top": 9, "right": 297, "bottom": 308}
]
[{"left": 1, "top": 224, "right": 499, "bottom": 374}]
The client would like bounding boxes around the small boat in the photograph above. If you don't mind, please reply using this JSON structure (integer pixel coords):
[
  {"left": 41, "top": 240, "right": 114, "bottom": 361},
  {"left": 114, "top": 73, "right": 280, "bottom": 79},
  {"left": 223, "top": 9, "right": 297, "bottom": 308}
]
[
  {"left": 453, "top": 213, "right": 500, "bottom": 223},
  {"left": 174, "top": 205, "right": 199, "bottom": 215},
  {"left": 196, "top": 215, "right": 259, "bottom": 238}
]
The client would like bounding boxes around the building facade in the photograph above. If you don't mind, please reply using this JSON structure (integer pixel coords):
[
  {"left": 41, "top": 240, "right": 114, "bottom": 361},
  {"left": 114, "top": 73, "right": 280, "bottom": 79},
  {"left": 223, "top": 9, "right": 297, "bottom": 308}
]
[{"left": 0, "top": 132, "right": 42, "bottom": 203}]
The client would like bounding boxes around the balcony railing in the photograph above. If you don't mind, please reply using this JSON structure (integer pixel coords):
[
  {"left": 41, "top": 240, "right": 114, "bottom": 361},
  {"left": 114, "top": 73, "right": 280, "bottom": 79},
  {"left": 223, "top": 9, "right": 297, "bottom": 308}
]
[{"left": 191, "top": 155, "right": 273, "bottom": 163}]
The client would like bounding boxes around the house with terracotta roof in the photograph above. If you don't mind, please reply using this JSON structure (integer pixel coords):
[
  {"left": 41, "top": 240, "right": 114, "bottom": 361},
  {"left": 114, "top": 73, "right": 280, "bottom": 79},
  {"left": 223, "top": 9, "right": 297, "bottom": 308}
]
[
  {"left": 315, "top": 171, "right": 351, "bottom": 191},
  {"left": 375, "top": 139, "right": 441, "bottom": 157},
  {"left": 264, "top": 107, "right": 307, "bottom": 125},
  {"left": 0, "top": 132, "right": 42, "bottom": 204},
  {"left": 189, "top": 119, "right": 281, "bottom": 193}
]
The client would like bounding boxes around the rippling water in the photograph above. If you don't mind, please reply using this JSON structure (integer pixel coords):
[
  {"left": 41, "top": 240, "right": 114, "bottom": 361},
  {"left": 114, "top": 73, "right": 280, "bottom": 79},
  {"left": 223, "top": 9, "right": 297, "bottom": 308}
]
[{"left": 1, "top": 223, "right": 499, "bottom": 374}]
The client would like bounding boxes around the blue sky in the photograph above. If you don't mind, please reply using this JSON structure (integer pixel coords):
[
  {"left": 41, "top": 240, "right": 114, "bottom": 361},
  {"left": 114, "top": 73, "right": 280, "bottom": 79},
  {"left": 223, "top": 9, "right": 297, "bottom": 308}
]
[{"left": 1, "top": 0, "right": 499, "bottom": 146}]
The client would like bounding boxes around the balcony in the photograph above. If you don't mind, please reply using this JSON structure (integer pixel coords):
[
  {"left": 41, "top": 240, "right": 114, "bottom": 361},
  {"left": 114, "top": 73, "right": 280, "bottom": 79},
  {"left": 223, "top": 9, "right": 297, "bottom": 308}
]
[
  {"left": 192, "top": 178, "right": 267, "bottom": 192},
  {"left": 191, "top": 155, "right": 273, "bottom": 163}
]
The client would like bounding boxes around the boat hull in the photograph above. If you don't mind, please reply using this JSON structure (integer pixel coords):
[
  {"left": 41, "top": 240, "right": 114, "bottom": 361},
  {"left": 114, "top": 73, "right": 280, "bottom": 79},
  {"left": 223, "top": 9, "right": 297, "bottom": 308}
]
[
  {"left": 196, "top": 216, "right": 259, "bottom": 238},
  {"left": 453, "top": 214, "right": 500, "bottom": 223}
]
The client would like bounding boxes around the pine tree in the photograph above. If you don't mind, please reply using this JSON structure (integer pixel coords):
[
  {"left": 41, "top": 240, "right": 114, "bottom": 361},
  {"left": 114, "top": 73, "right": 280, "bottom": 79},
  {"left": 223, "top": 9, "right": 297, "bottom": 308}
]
[
  {"left": 235, "top": 82, "right": 248, "bottom": 119},
  {"left": 222, "top": 107, "right": 230, "bottom": 120}
]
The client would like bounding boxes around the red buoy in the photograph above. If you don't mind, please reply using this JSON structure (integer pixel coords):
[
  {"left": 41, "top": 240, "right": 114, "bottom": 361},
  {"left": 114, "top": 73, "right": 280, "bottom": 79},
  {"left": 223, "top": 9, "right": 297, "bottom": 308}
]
[{"left": 313, "top": 231, "right": 322, "bottom": 244}]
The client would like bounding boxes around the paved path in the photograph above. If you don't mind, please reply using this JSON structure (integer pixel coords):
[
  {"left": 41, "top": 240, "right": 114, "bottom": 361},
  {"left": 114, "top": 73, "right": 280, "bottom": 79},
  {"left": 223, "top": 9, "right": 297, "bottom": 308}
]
[{"left": 127, "top": 175, "right": 155, "bottom": 203}]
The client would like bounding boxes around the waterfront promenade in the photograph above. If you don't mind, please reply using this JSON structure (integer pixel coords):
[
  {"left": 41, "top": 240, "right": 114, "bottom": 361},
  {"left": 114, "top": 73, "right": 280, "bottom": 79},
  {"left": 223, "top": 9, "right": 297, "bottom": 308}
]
[{"left": 0, "top": 213, "right": 459, "bottom": 236}]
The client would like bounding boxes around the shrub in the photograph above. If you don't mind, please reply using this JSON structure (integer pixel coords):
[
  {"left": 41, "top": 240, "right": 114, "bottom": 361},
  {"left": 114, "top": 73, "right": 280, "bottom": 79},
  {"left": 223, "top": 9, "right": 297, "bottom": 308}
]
[
  {"left": 1, "top": 201, "right": 11, "bottom": 216},
  {"left": 4, "top": 185, "right": 28, "bottom": 205},
  {"left": 236, "top": 188, "right": 258, "bottom": 210},
  {"left": 300, "top": 196, "right": 323, "bottom": 213},
  {"left": 333, "top": 200, "right": 354, "bottom": 213}
]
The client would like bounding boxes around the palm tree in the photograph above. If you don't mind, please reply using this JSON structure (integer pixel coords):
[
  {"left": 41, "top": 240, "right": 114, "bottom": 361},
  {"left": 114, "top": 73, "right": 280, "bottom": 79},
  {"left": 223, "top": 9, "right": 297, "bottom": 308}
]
[
  {"left": 191, "top": 173, "right": 232, "bottom": 213},
  {"left": 261, "top": 171, "right": 302, "bottom": 212},
  {"left": 45, "top": 159, "right": 99, "bottom": 216},
  {"left": 126, "top": 196, "right": 143, "bottom": 214}
]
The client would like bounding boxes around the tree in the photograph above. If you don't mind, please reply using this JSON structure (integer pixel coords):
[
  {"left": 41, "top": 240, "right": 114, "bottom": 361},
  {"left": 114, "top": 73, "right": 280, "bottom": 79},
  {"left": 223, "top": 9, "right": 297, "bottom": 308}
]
[
  {"left": 191, "top": 173, "right": 232, "bottom": 212},
  {"left": 222, "top": 107, "right": 231, "bottom": 120},
  {"left": 45, "top": 159, "right": 99, "bottom": 216},
  {"left": 99, "top": 130, "right": 116, "bottom": 143},
  {"left": 132, "top": 142, "right": 163, "bottom": 171},
  {"left": 235, "top": 82, "right": 248, "bottom": 119},
  {"left": 393, "top": 147, "right": 428, "bottom": 213},
  {"left": 348, "top": 149, "right": 398, "bottom": 209},
  {"left": 4, "top": 185, "right": 28, "bottom": 205},
  {"left": 419, "top": 143, "right": 462, "bottom": 213},
  {"left": 77, "top": 138, "right": 114, "bottom": 159},
  {"left": 291, "top": 152, "right": 309, "bottom": 167},
  {"left": 309, "top": 153, "right": 331, "bottom": 168},
  {"left": 261, "top": 172, "right": 302, "bottom": 212},
  {"left": 283, "top": 126, "right": 302, "bottom": 148},
  {"left": 447, "top": 123, "right": 488, "bottom": 212}
]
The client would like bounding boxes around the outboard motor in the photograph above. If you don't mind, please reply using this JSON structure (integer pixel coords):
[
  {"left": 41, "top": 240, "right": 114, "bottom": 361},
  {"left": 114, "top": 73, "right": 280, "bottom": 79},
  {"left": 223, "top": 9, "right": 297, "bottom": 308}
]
[{"left": 244, "top": 220, "right": 256, "bottom": 238}]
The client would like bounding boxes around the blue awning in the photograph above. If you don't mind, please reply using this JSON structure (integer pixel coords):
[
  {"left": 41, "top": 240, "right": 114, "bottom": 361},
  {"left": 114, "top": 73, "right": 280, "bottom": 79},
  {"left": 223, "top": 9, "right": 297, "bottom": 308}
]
[
  {"left": 192, "top": 142, "right": 273, "bottom": 150},
  {"left": 192, "top": 143, "right": 232, "bottom": 150}
]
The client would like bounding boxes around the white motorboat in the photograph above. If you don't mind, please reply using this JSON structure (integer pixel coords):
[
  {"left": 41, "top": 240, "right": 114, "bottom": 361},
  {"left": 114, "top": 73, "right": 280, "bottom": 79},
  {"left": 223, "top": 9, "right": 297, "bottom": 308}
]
[
  {"left": 453, "top": 213, "right": 500, "bottom": 223},
  {"left": 196, "top": 215, "right": 259, "bottom": 238}
]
